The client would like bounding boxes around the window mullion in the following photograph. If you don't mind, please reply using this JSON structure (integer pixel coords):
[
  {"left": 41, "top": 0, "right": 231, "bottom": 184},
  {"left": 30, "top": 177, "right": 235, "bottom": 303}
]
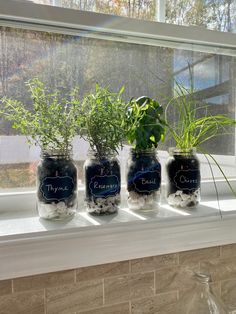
[{"left": 155, "top": 0, "right": 166, "bottom": 23}]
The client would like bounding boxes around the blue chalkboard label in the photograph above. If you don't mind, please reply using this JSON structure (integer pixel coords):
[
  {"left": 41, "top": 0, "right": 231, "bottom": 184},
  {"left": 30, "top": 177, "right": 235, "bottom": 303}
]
[
  {"left": 89, "top": 175, "right": 120, "bottom": 198},
  {"left": 40, "top": 176, "right": 75, "bottom": 201},
  {"left": 133, "top": 170, "right": 161, "bottom": 193},
  {"left": 174, "top": 170, "right": 200, "bottom": 191}
]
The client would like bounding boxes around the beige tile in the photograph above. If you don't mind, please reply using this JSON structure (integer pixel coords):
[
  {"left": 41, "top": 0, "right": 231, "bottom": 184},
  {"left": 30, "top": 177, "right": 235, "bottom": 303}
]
[
  {"left": 0, "top": 280, "right": 12, "bottom": 296},
  {"left": 179, "top": 246, "right": 220, "bottom": 265},
  {"left": 0, "top": 289, "right": 44, "bottom": 314},
  {"left": 171, "top": 288, "right": 200, "bottom": 314},
  {"left": 146, "top": 296, "right": 190, "bottom": 314},
  {"left": 200, "top": 256, "right": 236, "bottom": 281},
  {"left": 48, "top": 309, "right": 76, "bottom": 314},
  {"left": 210, "top": 281, "right": 221, "bottom": 297},
  {"left": 78, "top": 302, "right": 130, "bottom": 314},
  {"left": 131, "top": 254, "right": 178, "bottom": 273},
  {"left": 104, "top": 272, "right": 154, "bottom": 304},
  {"left": 46, "top": 279, "right": 103, "bottom": 314},
  {"left": 155, "top": 264, "right": 198, "bottom": 293},
  {"left": 131, "top": 291, "right": 178, "bottom": 314},
  {"left": 157, "top": 302, "right": 182, "bottom": 314},
  {"left": 13, "top": 270, "right": 75, "bottom": 292},
  {"left": 221, "top": 279, "right": 236, "bottom": 309},
  {"left": 76, "top": 261, "right": 129, "bottom": 282},
  {"left": 221, "top": 243, "right": 236, "bottom": 258}
]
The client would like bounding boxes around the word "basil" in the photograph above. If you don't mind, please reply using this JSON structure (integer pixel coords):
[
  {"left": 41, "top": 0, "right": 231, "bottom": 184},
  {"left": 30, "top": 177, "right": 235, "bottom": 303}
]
[{"left": 133, "top": 170, "right": 161, "bottom": 193}]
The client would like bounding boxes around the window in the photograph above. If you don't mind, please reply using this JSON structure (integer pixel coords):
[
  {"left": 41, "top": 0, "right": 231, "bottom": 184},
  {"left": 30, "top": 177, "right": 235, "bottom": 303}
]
[{"left": 0, "top": 0, "right": 236, "bottom": 193}]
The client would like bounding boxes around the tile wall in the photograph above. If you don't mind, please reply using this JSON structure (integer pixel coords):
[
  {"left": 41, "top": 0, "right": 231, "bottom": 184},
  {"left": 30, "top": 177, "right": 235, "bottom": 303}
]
[{"left": 1, "top": 244, "right": 236, "bottom": 314}]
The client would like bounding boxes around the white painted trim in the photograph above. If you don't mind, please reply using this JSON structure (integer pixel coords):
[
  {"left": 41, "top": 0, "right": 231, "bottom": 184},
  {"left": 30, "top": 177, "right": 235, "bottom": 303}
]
[
  {"left": 0, "top": 183, "right": 236, "bottom": 280},
  {"left": 0, "top": 212, "right": 236, "bottom": 280}
]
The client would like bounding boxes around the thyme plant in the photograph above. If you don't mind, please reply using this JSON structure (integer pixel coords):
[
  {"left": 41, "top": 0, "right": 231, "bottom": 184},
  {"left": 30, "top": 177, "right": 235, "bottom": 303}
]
[
  {"left": 78, "top": 84, "right": 126, "bottom": 158},
  {"left": 1, "top": 78, "right": 79, "bottom": 153},
  {"left": 125, "top": 96, "right": 166, "bottom": 151}
]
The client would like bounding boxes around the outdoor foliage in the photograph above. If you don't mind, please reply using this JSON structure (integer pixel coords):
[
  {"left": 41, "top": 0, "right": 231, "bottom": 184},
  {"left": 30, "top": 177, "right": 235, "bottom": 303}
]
[{"left": 166, "top": 0, "right": 236, "bottom": 32}]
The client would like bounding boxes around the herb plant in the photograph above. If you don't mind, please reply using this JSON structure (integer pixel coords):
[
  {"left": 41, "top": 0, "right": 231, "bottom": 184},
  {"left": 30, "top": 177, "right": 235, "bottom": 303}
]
[
  {"left": 78, "top": 84, "right": 126, "bottom": 158},
  {"left": 165, "top": 81, "right": 236, "bottom": 150},
  {"left": 165, "top": 78, "right": 236, "bottom": 198},
  {"left": 1, "top": 78, "right": 79, "bottom": 153},
  {"left": 125, "top": 96, "right": 166, "bottom": 151}
]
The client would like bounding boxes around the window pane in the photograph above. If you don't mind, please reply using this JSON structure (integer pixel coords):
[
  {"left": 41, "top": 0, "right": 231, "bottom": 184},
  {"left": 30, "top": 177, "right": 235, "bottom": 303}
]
[
  {"left": 166, "top": 0, "right": 236, "bottom": 33},
  {"left": 0, "top": 26, "right": 235, "bottom": 190}
]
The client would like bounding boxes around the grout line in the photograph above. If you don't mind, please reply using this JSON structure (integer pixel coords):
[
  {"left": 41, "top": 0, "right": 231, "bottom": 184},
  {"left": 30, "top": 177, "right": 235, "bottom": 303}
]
[
  {"left": 176, "top": 289, "right": 180, "bottom": 300},
  {"left": 219, "top": 280, "right": 222, "bottom": 296},
  {"left": 102, "top": 278, "right": 105, "bottom": 305},
  {"left": 11, "top": 279, "right": 14, "bottom": 293},
  {"left": 44, "top": 288, "right": 47, "bottom": 314},
  {"left": 129, "top": 260, "right": 131, "bottom": 273},
  {"left": 74, "top": 269, "right": 77, "bottom": 283},
  {"left": 153, "top": 270, "right": 156, "bottom": 295},
  {"left": 219, "top": 245, "right": 223, "bottom": 258},
  {"left": 177, "top": 252, "right": 180, "bottom": 265}
]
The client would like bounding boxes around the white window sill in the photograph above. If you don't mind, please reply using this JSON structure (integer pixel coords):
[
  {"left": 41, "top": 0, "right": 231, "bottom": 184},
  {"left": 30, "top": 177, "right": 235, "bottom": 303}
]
[{"left": 0, "top": 181, "right": 236, "bottom": 280}]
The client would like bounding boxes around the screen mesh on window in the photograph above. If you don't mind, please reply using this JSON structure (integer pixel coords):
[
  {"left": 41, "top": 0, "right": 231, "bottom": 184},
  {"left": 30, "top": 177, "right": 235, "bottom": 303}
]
[{"left": 0, "top": 26, "right": 235, "bottom": 189}]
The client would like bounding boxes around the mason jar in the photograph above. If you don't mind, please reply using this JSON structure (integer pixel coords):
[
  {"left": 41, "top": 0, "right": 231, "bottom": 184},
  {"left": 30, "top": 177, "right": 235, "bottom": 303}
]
[
  {"left": 184, "top": 273, "right": 228, "bottom": 313},
  {"left": 84, "top": 151, "right": 121, "bottom": 215},
  {"left": 37, "top": 149, "right": 77, "bottom": 220},
  {"left": 166, "top": 148, "right": 200, "bottom": 208},
  {"left": 126, "top": 149, "right": 161, "bottom": 210}
]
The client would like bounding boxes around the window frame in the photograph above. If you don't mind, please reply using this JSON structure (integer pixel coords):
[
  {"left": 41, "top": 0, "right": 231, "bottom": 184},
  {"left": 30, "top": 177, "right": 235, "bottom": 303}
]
[
  {"left": 1, "top": 0, "right": 236, "bottom": 52},
  {"left": 1, "top": 0, "right": 236, "bottom": 281}
]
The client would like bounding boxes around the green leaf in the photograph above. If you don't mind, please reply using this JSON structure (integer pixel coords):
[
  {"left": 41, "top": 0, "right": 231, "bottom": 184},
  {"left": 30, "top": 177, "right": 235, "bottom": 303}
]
[{"left": 124, "top": 96, "right": 166, "bottom": 151}]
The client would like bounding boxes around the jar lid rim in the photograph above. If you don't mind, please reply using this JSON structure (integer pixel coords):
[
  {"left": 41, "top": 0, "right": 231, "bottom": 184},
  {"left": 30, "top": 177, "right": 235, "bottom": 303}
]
[
  {"left": 87, "top": 148, "right": 117, "bottom": 158},
  {"left": 130, "top": 148, "right": 157, "bottom": 153},
  {"left": 41, "top": 147, "right": 73, "bottom": 157},
  {"left": 169, "top": 147, "right": 196, "bottom": 154}
]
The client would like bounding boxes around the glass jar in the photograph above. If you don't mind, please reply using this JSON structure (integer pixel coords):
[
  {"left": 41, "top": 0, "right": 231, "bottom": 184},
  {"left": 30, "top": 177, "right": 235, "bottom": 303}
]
[
  {"left": 185, "top": 272, "right": 228, "bottom": 314},
  {"left": 126, "top": 149, "right": 161, "bottom": 210},
  {"left": 37, "top": 149, "right": 77, "bottom": 220},
  {"left": 166, "top": 148, "right": 200, "bottom": 208},
  {"left": 84, "top": 151, "right": 121, "bottom": 215}
]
